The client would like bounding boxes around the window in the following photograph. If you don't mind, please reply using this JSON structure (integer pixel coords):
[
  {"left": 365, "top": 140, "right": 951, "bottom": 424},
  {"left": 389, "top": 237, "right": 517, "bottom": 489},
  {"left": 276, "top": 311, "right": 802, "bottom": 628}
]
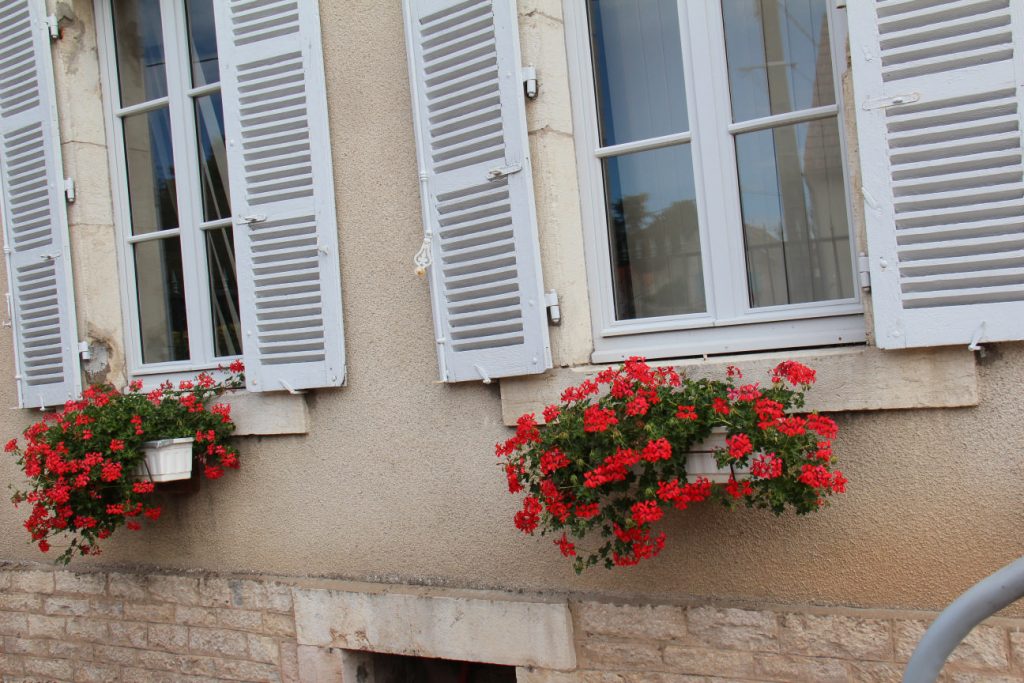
[
  {"left": 567, "top": 0, "right": 866, "bottom": 362},
  {"left": 99, "top": 0, "right": 239, "bottom": 372}
]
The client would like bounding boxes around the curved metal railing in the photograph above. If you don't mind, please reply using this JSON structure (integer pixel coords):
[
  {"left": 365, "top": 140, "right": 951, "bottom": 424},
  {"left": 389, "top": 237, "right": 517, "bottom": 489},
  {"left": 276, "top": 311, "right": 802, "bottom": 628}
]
[{"left": 903, "top": 556, "right": 1024, "bottom": 682}]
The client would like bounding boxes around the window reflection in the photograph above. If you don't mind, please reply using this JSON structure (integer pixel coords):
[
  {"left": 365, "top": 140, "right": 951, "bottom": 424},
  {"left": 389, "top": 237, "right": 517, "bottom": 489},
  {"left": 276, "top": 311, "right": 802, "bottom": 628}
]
[
  {"left": 603, "top": 145, "right": 706, "bottom": 319},
  {"left": 736, "top": 119, "right": 854, "bottom": 307},
  {"left": 589, "top": 0, "right": 688, "bottom": 145},
  {"left": 134, "top": 237, "right": 189, "bottom": 364},
  {"left": 206, "top": 228, "right": 241, "bottom": 357},
  {"left": 723, "top": 0, "right": 835, "bottom": 122},
  {"left": 123, "top": 108, "right": 178, "bottom": 235},
  {"left": 112, "top": 0, "right": 168, "bottom": 106},
  {"left": 195, "top": 93, "right": 231, "bottom": 221}
]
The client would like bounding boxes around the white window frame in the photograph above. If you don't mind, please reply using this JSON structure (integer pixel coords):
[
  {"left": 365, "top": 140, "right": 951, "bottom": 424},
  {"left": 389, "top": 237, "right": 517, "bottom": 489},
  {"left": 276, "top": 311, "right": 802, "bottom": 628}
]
[
  {"left": 94, "top": 0, "right": 239, "bottom": 378},
  {"left": 564, "top": 0, "right": 866, "bottom": 363}
]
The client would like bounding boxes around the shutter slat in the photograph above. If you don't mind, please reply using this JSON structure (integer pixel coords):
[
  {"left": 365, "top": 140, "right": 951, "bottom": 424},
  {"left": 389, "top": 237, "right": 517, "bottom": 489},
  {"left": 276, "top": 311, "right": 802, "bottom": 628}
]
[
  {"left": 215, "top": 0, "right": 345, "bottom": 391},
  {"left": 850, "top": 0, "right": 1024, "bottom": 348},
  {"left": 0, "top": 0, "right": 80, "bottom": 407},
  {"left": 404, "top": 0, "right": 550, "bottom": 382}
]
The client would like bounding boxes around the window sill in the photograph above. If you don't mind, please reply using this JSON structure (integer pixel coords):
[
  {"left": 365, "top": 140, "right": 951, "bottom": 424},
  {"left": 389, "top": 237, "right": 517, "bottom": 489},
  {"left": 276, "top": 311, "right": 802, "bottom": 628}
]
[
  {"left": 219, "top": 392, "right": 308, "bottom": 436},
  {"left": 498, "top": 345, "right": 978, "bottom": 426}
]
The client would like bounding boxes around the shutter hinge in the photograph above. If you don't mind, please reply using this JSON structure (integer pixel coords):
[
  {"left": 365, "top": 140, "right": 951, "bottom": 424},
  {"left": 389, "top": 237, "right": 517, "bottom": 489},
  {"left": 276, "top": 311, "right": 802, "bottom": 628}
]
[
  {"left": 522, "top": 65, "right": 538, "bottom": 99},
  {"left": 78, "top": 341, "right": 91, "bottom": 360},
  {"left": 64, "top": 178, "right": 75, "bottom": 203},
  {"left": 2, "top": 292, "right": 11, "bottom": 328},
  {"left": 834, "top": 0, "right": 846, "bottom": 8},
  {"left": 44, "top": 14, "right": 60, "bottom": 40},
  {"left": 862, "top": 92, "right": 920, "bottom": 110},
  {"left": 487, "top": 163, "right": 522, "bottom": 181},
  {"left": 545, "top": 289, "right": 561, "bottom": 325},
  {"left": 857, "top": 254, "right": 871, "bottom": 291},
  {"left": 414, "top": 230, "right": 432, "bottom": 276},
  {"left": 968, "top": 322, "right": 986, "bottom": 352}
]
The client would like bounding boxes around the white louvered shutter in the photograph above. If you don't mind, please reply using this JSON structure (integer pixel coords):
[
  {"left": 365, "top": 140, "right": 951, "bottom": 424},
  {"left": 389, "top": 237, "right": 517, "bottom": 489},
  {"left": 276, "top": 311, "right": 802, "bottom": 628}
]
[
  {"left": 850, "top": 0, "right": 1024, "bottom": 349},
  {"left": 213, "top": 0, "right": 345, "bottom": 392},
  {"left": 403, "top": 0, "right": 551, "bottom": 383},
  {"left": 0, "top": 0, "right": 80, "bottom": 408}
]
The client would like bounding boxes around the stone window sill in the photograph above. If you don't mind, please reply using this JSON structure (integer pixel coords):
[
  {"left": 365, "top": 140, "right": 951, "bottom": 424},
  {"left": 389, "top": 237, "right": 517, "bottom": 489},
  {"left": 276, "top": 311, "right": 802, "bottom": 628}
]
[
  {"left": 219, "top": 392, "right": 308, "bottom": 436},
  {"left": 498, "top": 345, "right": 978, "bottom": 426}
]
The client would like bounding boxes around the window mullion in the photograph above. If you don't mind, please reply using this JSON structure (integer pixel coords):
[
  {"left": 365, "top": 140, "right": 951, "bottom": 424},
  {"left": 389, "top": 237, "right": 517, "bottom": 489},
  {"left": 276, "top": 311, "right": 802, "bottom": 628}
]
[
  {"left": 680, "top": 0, "right": 738, "bottom": 321},
  {"left": 160, "top": 0, "right": 212, "bottom": 365}
]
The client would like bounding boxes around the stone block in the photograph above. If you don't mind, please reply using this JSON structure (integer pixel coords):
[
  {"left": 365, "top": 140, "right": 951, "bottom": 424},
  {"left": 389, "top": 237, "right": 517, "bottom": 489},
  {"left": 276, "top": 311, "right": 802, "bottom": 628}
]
[
  {"left": 297, "top": 645, "right": 345, "bottom": 683},
  {"left": 88, "top": 597, "right": 124, "bottom": 618},
  {"left": 125, "top": 602, "right": 175, "bottom": 622},
  {"left": 66, "top": 616, "right": 109, "bottom": 641},
  {"left": 0, "top": 594, "right": 41, "bottom": 612},
  {"left": 217, "top": 658, "right": 283, "bottom": 682},
  {"left": 94, "top": 644, "right": 138, "bottom": 665},
  {"left": 686, "top": 606, "right": 779, "bottom": 653},
  {"left": 23, "top": 655, "right": 74, "bottom": 680},
  {"left": 44, "top": 595, "right": 91, "bottom": 616},
  {"left": 108, "top": 572, "right": 148, "bottom": 600},
  {"left": 849, "top": 660, "right": 906, "bottom": 683},
  {"left": 578, "top": 638, "right": 662, "bottom": 670},
  {"left": 74, "top": 662, "right": 121, "bottom": 683},
  {"left": 576, "top": 602, "right": 688, "bottom": 641},
  {"left": 293, "top": 586, "right": 575, "bottom": 670},
  {"left": 895, "top": 620, "right": 1009, "bottom": 669},
  {"left": 0, "top": 571, "right": 11, "bottom": 591},
  {"left": 223, "top": 391, "right": 308, "bottom": 436},
  {"left": 136, "top": 650, "right": 218, "bottom": 677},
  {"left": 148, "top": 575, "right": 200, "bottom": 605},
  {"left": 281, "top": 641, "right": 300, "bottom": 683},
  {"left": 516, "top": 670, "right": 629, "bottom": 683},
  {"left": 27, "top": 613, "right": 65, "bottom": 638},
  {"left": 109, "top": 620, "right": 149, "bottom": 647},
  {"left": 4, "top": 637, "right": 48, "bottom": 655},
  {"left": 10, "top": 570, "right": 54, "bottom": 594},
  {"left": 779, "top": 612, "right": 892, "bottom": 661},
  {"left": 938, "top": 674, "right": 1024, "bottom": 683},
  {"left": 48, "top": 640, "right": 94, "bottom": 660},
  {"left": 120, "top": 667, "right": 221, "bottom": 683},
  {"left": 0, "top": 611, "right": 29, "bottom": 637},
  {"left": 148, "top": 623, "right": 189, "bottom": 653},
  {"left": 1011, "top": 631, "right": 1024, "bottom": 670},
  {"left": 198, "top": 577, "right": 233, "bottom": 607},
  {"left": 752, "top": 653, "right": 849, "bottom": 682},
  {"left": 189, "top": 625, "right": 249, "bottom": 658},
  {"left": 55, "top": 571, "right": 106, "bottom": 595},
  {"left": 0, "top": 652, "right": 24, "bottom": 675},
  {"left": 217, "top": 607, "right": 262, "bottom": 630},
  {"left": 248, "top": 633, "right": 280, "bottom": 664},
  {"left": 662, "top": 646, "right": 753, "bottom": 678},
  {"left": 263, "top": 611, "right": 297, "bottom": 637},
  {"left": 623, "top": 675, "right": 708, "bottom": 683},
  {"left": 176, "top": 605, "right": 219, "bottom": 626},
  {"left": 230, "top": 579, "right": 293, "bottom": 612}
]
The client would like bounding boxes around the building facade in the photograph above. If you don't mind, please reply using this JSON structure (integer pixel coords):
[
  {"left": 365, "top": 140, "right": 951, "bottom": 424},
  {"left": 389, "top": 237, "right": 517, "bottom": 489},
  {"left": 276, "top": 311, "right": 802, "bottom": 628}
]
[{"left": 0, "top": 0, "right": 1022, "bottom": 681}]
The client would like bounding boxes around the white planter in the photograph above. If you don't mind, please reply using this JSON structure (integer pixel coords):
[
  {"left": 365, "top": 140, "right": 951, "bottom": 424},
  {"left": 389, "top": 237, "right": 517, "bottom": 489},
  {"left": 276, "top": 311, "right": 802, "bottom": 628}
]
[
  {"left": 686, "top": 427, "right": 751, "bottom": 483},
  {"left": 135, "top": 438, "right": 194, "bottom": 483}
]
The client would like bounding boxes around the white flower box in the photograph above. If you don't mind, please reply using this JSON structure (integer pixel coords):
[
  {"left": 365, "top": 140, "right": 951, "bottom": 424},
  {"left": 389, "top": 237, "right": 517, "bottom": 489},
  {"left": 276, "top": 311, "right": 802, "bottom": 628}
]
[
  {"left": 135, "top": 438, "right": 194, "bottom": 483},
  {"left": 687, "top": 428, "right": 751, "bottom": 483}
]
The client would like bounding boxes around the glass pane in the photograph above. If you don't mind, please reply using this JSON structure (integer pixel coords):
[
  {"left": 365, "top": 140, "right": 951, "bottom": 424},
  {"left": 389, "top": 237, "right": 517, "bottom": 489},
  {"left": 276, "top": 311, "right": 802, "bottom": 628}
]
[
  {"left": 723, "top": 0, "right": 835, "bottom": 123},
  {"left": 134, "top": 237, "right": 189, "bottom": 364},
  {"left": 186, "top": 0, "right": 220, "bottom": 86},
  {"left": 736, "top": 118, "right": 854, "bottom": 308},
  {"left": 603, "top": 144, "right": 705, "bottom": 319},
  {"left": 112, "top": 0, "right": 168, "bottom": 106},
  {"left": 206, "top": 227, "right": 241, "bottom": 358},
  {"left": 589, "top": 0, "right": 688, "bottom": 146},
  {"left": 195, "top": 93, "right": 231, "bottom": 221},
  {"left": 123, "top": 108, "right": 178, "bottom": 235}
]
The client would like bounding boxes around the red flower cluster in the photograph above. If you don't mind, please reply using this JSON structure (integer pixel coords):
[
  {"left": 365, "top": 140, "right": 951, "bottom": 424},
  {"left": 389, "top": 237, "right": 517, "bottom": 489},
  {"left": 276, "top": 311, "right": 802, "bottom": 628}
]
[
  {"left": 6, "top": 366, "right": 244, "bottom": 564},
  {"left": 494, "top": 357, "right": 845, "bottom": 573}
]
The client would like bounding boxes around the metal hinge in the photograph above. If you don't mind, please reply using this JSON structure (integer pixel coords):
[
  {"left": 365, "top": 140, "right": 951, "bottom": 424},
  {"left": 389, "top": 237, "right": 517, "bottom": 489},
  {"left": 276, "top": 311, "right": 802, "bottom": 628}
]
[
  {"left": 44, "top": 13, "right": 60, "bottom": 40},
  {"left": 545, "top": 289, "right": 561, "bottom": 325},
  {"left": 64, "top": 178, "right": 75, "bottom": 203},
  {"left": 2, "top": 292, "right": 11, "bottom": 328},
  {"left": 857, "top": 254, "right": 871, "bottom": 291}
]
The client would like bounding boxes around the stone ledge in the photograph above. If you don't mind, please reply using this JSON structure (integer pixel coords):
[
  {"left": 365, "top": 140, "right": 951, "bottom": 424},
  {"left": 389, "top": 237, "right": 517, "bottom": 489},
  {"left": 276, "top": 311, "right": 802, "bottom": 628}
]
[
  {"left": 293, "top": 584, "right": 576, "bottom": 671},
  {"left": 499, "top": 345, "right": 978, "bottom": 425},
  {"left": 221, "top": 392, "right": 308, "bottom": 436}
]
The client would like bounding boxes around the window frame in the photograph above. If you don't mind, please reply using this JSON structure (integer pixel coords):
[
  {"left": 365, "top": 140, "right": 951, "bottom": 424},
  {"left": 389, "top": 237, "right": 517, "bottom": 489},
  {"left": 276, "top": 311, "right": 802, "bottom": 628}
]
[
  {"left": 94, "top": 0, "right": 239, "bottom": 377},
  {"left": 564, "top": 0, "right": 866, "bottom": 363}
]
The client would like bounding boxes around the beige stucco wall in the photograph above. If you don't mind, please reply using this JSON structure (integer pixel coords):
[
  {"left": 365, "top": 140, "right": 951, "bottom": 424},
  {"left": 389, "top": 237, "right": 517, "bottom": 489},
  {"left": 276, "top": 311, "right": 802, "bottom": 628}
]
[{"left": 0, "top": 0, "right": 1021, "bottom": 617}]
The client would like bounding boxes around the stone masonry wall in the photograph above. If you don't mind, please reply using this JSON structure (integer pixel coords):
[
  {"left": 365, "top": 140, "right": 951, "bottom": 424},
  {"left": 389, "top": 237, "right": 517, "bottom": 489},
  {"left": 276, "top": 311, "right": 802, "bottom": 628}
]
[{"left": 2, "top": 563, "right": 1024, "bottom": 683}]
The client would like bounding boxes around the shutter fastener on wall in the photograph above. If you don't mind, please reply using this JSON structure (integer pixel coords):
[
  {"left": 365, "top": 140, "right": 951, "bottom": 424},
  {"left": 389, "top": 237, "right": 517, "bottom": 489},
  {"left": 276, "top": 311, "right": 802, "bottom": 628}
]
[
  {"left": 523, "top": 65, "right": 538, "bottom": 99},
  {"left": 44, "top": 13, "right": 60, "bottom": 40},
  {"left": 64, "top": 178, "right": 75, "bottom": 203},
  {"left": 77, "top": 341, "right": 91, "bottom": 360},
  {"left": 545, "top": 290, "right": 561, "bottom": 325},
  {"left": 487, "top": 163, "right": 522, "bottom": 181},
  {"left": 857, "top": 254, "right": 871, "bottom": 291}
]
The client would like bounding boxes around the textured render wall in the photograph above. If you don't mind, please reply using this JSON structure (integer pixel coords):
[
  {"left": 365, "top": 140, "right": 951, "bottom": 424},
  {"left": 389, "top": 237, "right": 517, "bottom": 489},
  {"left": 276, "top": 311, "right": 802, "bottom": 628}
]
[{"left": 0, "top": 0, "right": 1021, "bottom": 618}]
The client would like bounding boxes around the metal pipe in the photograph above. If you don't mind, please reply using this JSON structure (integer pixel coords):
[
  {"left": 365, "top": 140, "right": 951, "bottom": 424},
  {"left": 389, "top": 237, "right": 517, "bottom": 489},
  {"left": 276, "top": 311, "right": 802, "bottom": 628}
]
[{"left": 904, "top": 556, "right": 1024, "bottom": 682}]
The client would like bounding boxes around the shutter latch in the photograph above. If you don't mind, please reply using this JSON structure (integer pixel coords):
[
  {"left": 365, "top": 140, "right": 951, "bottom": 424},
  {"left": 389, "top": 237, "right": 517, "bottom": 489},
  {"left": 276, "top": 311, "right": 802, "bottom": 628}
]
[
  {"left": 545, "top": 289, "right": 561, "bottom": 325},
  {"left": 862, "top": 93, "right": 920, "bottom": 110},
  {"left": 64, "top": 178, "right": 75, "bottom": 203},
  {"left": 857, "top": 254, "right": 871, "bottom": 291},
  {"left": 239, "top": 214, "right": 266, "bottom": 225},
  {"left": 414, "top": 230, "right": 432, "bottom": 276},
  {"left": 487, "top": 163, "right": 522, "bottom": 181}
]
